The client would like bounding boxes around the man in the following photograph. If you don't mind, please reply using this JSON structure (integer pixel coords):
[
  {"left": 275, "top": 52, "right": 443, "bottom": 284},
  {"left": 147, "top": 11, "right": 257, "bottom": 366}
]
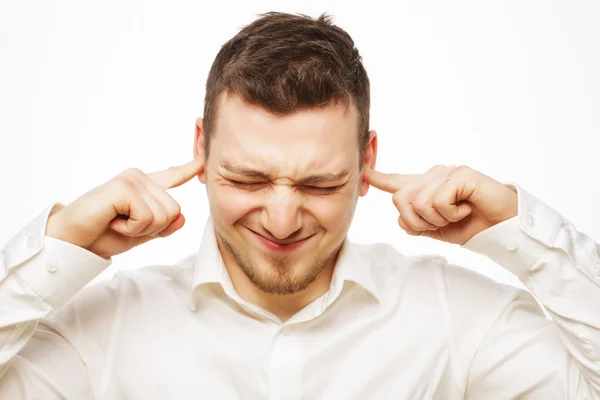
[{"left": 0, "top": 11, "right": 598, "bottom": 399}]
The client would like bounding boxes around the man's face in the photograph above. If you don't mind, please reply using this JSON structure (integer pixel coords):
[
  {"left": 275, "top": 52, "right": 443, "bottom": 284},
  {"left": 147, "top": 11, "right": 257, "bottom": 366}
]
[{"left": 196, "top": 93, "right": 374, "bottom": 295}]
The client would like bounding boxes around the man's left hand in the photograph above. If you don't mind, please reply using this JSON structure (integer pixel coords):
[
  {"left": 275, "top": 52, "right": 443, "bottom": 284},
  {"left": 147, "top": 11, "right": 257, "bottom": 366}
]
[{"left": 365, "top": 165, "right": 518, "bottom": 245}]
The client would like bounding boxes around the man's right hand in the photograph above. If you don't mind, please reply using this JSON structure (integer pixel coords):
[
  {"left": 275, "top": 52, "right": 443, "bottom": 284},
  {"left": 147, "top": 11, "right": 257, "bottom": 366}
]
[{"left": 45, "top": 158, "right": 203, "bottom": 259}]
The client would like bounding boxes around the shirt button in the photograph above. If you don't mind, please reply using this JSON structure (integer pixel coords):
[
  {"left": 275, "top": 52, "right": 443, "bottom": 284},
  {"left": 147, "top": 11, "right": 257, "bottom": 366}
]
[
  {"left": 26, "top": 233, "right": 38, "bottom": 249},
  {"left": 525, "top": 215, "right": 535, "bottom": 228},
  {"left": 506, "top": 239, "right": 518, "bottom": 252},
  {"left": 47, "top": 260, "right": 58, "bottom": 273}
]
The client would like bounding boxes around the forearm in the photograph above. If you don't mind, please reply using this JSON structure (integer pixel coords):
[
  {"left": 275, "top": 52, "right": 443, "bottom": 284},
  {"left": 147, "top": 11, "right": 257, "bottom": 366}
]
[
  {"left": 0, "top": 204, "right": 110, "bottom": 397},
  {"left": 525, "top": 218, "right": 600, "bottom": 385},
  {"left": 464, "top": 184, "right": 600, "bottom": 395}
]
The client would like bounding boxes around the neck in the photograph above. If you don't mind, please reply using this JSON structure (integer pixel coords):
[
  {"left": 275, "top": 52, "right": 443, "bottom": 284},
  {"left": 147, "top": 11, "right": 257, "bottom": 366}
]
[{"left": 219, "top": 246, "right": 337, "bottom": 322}]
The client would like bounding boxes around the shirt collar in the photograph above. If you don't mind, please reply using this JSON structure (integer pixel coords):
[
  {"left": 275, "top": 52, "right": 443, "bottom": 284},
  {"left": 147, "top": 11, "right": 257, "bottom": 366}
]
[
  {"left": 190, "top": 218, "right": 382, "bottom": 310},
  {"left": 189, "top": 218, "right": 227, "bottom": 310},
  {"left": 329, "top": 237, "right": 381, "bottom": 303}
]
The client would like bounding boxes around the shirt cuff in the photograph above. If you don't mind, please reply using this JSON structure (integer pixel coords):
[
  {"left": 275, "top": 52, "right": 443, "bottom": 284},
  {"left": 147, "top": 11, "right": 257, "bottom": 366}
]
[
  {"left": 462, "top": 183, "right": 564, "bottom": 279},
  {"left": 1, "top": 203, "right": 112, "bottom": 308}
]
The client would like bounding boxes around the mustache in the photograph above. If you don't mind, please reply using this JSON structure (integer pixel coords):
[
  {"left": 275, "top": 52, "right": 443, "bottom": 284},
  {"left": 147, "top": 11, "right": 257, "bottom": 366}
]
[{"left": 237, "top": 216, "right": 322, "bottom": 243}]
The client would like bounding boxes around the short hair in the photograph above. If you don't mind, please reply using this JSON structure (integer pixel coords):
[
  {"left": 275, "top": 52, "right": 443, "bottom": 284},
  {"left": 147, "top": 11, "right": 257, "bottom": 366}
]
[{"left": 203, "top": 12, "right": 370, "bottom": 163}]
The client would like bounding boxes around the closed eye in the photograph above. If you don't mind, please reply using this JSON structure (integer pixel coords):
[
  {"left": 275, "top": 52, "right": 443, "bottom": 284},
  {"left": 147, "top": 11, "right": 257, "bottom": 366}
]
[
  {"left": 228, "top": 179, "right": 342, "bottom": 194},
  {"left": 228, "top": 180, "right": 265, "bottom": 190},
  {"left": 302, "top": 185, "right": 342, "bottom": 195}
]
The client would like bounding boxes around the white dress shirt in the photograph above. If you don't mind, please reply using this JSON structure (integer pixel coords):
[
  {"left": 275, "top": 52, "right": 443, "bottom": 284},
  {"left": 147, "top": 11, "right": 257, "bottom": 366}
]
[{"left": 1, "top": 184, "right": 599, "bottom": 399}]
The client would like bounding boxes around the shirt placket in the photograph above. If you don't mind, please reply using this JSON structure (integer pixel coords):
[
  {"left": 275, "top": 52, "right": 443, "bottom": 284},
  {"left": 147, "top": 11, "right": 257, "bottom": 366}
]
[{"left": 267, "top": 326, "right": 303, "bottom": 400}]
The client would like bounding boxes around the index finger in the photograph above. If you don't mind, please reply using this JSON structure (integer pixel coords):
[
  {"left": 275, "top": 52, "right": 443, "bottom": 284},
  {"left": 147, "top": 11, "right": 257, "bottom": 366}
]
[
  {"left": 364, "top": 166, "right": 414, "bottom": 194},
  {"left": 148, "top": 157, "right": 203, "bottom": 189}
]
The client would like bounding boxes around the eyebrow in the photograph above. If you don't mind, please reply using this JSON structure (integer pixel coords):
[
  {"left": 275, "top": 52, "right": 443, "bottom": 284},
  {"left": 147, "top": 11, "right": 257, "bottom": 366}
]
[
  {"left": 222, "top": 163, "right": 349, "bottom": 185},
  {"left": 222, "top": 163, "right": 271, "bottom": 180}
]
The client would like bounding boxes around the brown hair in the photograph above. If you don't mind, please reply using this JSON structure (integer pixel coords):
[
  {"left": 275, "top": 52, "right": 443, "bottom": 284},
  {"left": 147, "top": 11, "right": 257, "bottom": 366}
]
[{"left": 203, "top": 12, "right": 370, "bottom": 163}]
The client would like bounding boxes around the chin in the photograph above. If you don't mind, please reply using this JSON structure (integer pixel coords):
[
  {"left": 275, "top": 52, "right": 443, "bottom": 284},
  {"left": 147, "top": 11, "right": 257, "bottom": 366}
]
[{"left": 243, "top": 250, "right": 331, "bottom": 295}]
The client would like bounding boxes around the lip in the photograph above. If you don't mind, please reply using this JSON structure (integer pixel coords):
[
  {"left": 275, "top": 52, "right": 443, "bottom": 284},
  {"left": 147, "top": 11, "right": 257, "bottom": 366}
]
[{"left": 245, "top": 228, "right": 314, "bottom": 252}]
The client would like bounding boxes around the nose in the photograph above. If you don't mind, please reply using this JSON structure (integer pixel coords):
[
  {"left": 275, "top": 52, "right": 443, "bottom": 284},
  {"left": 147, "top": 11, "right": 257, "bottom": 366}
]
[{"left": 262, "top": 185, "right": 303, "bottom": 240}]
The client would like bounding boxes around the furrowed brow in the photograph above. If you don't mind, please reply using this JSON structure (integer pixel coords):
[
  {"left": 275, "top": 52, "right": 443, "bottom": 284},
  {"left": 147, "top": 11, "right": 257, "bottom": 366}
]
[
  {"left": 222, "top": 162, "right": 349, "bottom": 185},
  {"left": 297, "top": 171, "right": 349, "bottom": 185},
  {"left": 222, "top": 163, "right": 271, "bottom": 180}
]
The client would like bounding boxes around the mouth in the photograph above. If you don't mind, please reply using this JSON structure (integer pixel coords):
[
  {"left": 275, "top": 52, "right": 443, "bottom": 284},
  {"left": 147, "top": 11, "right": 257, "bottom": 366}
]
[{"left": 245, "top": 227, "right": 315, "bottom": 252}]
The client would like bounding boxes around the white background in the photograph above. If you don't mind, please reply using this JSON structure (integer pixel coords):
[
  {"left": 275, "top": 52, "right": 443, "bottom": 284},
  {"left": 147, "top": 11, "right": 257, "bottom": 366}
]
[{"left": 1, "top": 1, "right": 598, "bottom": 288}]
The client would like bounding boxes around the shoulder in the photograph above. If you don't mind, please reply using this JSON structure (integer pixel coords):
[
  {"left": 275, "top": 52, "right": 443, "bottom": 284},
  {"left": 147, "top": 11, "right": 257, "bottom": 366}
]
[
  {"left": 353, "top": 241, "right": 450, "bottom": 286},
  {"left": 352, "top": 241, "right": 454, "bottom": 305},
  {"left": 439, "top": 262, "right": 535, "bottom": 325},
  {"left": 112, "top": 253, "right": 197, "bottom": 295},
  {"left": 353, "top": 241, "right": 537, "bottom": 314},
  {"left": 47, "top": 254, "right": 197, "bottom": 326}
]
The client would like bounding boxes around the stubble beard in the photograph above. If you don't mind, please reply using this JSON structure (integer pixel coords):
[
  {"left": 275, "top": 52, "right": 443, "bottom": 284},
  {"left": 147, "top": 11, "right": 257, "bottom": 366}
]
[{"left": 218, "top": 233, "right": 339, "bottom": 295}]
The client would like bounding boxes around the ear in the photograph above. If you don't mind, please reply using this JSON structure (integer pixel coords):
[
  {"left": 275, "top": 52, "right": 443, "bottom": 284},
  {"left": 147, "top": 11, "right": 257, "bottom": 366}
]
[
  {"left": 193, "top": 117, "right": 207, "bottom": 184},
  {"left": 359, "top": 130, "right": 377, "bottom": 197}
]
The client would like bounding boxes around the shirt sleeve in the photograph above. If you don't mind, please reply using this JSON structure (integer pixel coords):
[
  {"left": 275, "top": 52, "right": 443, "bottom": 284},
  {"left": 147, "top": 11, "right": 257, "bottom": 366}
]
[
  {"left": 0, "top": 203, "right": 111, "bottom": 399},
  {"left": 462, "top": 184, "right": 600, "bottom": 398}
]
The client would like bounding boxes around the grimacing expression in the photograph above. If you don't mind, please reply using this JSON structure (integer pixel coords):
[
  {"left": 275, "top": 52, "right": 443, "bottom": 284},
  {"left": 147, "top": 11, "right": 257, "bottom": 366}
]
[{"left": 196, "top": 93, "right": 374, "bottom": 295}]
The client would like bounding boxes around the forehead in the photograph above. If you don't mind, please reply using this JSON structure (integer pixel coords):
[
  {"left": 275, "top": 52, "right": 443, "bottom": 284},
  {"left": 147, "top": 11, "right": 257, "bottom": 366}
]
[{"left": 211, "top": 93, "right": 360, "bottom": 174}]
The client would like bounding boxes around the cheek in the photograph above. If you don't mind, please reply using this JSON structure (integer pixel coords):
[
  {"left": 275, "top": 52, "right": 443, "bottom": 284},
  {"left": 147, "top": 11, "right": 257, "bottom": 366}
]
[
  {"left": 208, "top": 186, "right": 257, "bottom": 224},
  {"left": 306, "top": 192, "right": 357, "bottom": 231}
]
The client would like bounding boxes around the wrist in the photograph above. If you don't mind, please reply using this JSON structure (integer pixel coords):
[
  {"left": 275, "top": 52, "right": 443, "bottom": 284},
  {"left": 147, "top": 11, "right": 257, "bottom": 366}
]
[{"left": 45, "top": 204, "right": 67, "bottom": 240}]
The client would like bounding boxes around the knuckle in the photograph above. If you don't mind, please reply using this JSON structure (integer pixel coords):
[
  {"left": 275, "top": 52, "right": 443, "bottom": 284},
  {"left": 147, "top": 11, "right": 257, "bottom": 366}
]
[
  {"left": 131, "top": 217, "right": 153, "bottom": 236},
  {"left": 120, "top": 168, "right": 145, "bottom": 181},
  {"left": 413, "top": 197, "right": 430, "bottom": 211},
  {"left": 431, "top": 196, "right": 445, "bottom": 208},
  {"left": 127, "top": 167, "right": 145, "bottom": 176},
  {"left": 393, "top": 192, "right": 412, "bottom": 210},
  {"left": 113, "top": 176, "right": 136, "bottom": 193},
  {"left": 413, "top": 202, "right": 428, "bottom": 213},
  {"left": 397, "top": 216, "right": 408, "bottom": 228},
  {"left": 138, "top": 208, "right": 154, "bottom": 222},
  {"left": 398, "top": 189, "right": 412, "bottom": 202},
  {"left": 432, "top": 201, "right": 445, "bottom": 211},
  {"left": 415, "top": 219, "right": 431, "bottom": 230},
  {"left": 392, "top": 191, "right": 404, "bottom": 205},
  {"left": 401, "top": 195, "right": 415, "bottom": 209},
  {"left": 154, "top": 212, "right": 169, "bottom": 226},
  {"left": 167, "top": 202, "right": 181, "bottom": 217},
  {"left": 452, "top": 165, "right": 471, "bottom": 175},
  {"left": 428, "top": 164, "right": 446, "bottom": 174}
]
